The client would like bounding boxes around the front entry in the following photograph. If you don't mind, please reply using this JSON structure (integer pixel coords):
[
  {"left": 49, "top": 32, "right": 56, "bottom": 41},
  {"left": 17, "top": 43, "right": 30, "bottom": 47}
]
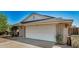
[{"left": 19, "top": 26, "right": 26, "bottom": 37}]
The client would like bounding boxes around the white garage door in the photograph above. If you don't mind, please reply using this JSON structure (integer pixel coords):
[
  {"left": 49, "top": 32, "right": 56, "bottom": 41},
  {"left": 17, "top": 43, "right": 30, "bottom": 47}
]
[{"left": 26, "top": 24, "right": 56, "bottom": 42}]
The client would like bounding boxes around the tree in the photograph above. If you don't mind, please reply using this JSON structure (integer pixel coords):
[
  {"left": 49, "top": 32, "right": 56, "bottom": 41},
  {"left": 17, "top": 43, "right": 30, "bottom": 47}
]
[{"left": 0, "top": 13, "right": 8, "bottom": 32}]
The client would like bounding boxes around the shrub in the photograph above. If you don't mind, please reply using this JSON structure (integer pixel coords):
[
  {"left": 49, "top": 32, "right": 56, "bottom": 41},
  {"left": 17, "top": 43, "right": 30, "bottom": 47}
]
[
  {"left": 0, "top": 32, "right": 5, "bottom": 35},
  {"left": 56, "top": 34, "right": 63, "bottom": 44}
]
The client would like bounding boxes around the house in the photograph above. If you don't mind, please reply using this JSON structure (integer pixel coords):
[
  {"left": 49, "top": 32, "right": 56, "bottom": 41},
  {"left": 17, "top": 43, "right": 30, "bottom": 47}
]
[
  {"left": 68, "top": 27, "right": 79, "bottom": 35},
  {"left": 15, "top": 13, "right": 73, "bottom": 44}
]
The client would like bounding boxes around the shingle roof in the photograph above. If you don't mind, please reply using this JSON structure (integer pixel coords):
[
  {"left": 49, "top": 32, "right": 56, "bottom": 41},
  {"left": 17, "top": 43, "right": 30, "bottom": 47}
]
[
  {"left": 19, "top": 13, "right": 73, "bottom": 24},
  {"left": 21, "top": 17, "right": 54, "bottom": 24},
  {"left": 21, "top": 13, "right": 55, "bottom": 22},
  {"left": 13, "top": 13, "right": 73, "bottom": 24}
]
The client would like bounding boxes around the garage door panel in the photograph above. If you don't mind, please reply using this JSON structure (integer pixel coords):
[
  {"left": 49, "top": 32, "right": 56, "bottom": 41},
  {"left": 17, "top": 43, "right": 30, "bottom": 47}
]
[{"left": 26, "top": 24, "right": 56, "bottom": 42}]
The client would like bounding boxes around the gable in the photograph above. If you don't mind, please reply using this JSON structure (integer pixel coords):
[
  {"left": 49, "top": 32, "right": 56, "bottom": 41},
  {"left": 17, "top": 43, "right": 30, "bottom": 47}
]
[
  {"left": 21, "top": 13, "right": 53, "bottom": 22},
  {"left": 20, "top": 13, "right": 73, "bottom": 24}
]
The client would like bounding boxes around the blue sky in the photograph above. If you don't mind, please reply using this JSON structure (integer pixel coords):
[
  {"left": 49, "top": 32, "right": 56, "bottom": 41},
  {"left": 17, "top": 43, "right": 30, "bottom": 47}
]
[{"left": 0, "top": 11, "right": 79, "bottom": 27}]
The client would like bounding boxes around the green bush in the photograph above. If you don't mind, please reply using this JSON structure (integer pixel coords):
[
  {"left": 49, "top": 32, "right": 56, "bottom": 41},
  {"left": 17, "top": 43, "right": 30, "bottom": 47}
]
[
  {"left": 56, "top": 34, "right": 63, "bottom": 44},
  {"left": 0, "top": 14, "right": 8, "bottom": 32}
]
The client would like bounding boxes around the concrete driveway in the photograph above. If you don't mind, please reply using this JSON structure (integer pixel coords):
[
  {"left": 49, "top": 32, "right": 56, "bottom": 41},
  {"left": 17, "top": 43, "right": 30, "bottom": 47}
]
[
  {"left": 5, "top": 37, "right": 72, "bottom": 48},
  {"left": 0, "top": 38, "right": 40, "bottom": 48}
]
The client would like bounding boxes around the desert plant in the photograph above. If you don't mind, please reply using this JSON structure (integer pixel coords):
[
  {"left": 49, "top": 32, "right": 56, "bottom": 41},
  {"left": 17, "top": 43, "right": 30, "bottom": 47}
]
[{"left": 56, "top": 34, "right": 63, "bottom": 44}]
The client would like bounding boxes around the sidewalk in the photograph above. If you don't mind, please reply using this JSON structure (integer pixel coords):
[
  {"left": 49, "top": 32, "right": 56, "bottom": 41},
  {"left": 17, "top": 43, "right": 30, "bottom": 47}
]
[{"left": 52, "top": 45, "right": 72, "bottom": 48}]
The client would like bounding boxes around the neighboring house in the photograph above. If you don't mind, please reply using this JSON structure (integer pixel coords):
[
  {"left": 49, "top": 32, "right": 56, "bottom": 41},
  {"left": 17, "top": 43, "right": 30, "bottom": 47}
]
[
  {"left": 68, "top": 27, "right": 79, "bottom": 35},
  {"left": 15, "top": 13, "right": 73, "bottom": 44}
]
